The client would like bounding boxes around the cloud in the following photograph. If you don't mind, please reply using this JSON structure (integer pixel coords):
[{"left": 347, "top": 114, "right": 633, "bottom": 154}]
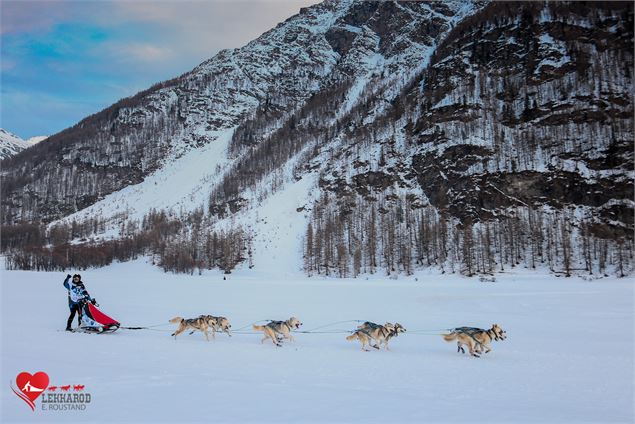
[
  {"left": 1, "top": 1, "right": 66, "bottom": 34},
  {"left": 0, "top": 0, "right": 102, "bottom": 34},
  {"left": 109, "top": 0, "right": 318, "bottom": 57},
  {"left": 104, "top": 42, "right": 174, "bottom": 63}
]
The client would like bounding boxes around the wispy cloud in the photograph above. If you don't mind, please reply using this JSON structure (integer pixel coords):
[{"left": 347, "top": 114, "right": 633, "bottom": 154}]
[
  {"left": 103, "top": 42, "right": 174, "bottom": 63},
  {"left": 1, "top": 1, "right": 70, "bottom": 34}
]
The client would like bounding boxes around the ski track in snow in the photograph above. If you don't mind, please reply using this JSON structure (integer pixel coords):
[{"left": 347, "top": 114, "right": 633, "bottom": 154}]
[{"left": 1, "top": 261, "right": 633, "bottom": 423}]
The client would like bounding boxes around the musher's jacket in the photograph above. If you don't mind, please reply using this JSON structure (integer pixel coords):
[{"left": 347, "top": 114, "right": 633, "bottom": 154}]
[{"left": 63, "top": 276, "right": 92, "bottom": 308}]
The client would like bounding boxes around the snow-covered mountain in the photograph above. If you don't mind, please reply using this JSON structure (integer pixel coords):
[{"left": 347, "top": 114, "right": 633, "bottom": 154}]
[
  {"left": 0, "top": 129, "right": 31, "bottom": 160},
  {"left": 1, "top": 1, "right": 632, "bottom": 277},
  {"left": 0, "top": 129, "right": 46, "bottom": 160},
  {"left": 2, "top": 0, "right": 477, "bottom": 222},
  {"left": 26, "top": 135, "right": 48, "bottom": 144}
]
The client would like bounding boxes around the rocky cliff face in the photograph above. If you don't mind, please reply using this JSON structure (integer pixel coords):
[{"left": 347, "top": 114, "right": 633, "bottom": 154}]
[
  {"left": 407, "top": 1, "right": 633, "bottom": 231},
  {"left": 308, "top": 1, "right": 633, "bottom": 277},
  {"left": 1, "top": 1, "right": 632, "bottom": 277}
]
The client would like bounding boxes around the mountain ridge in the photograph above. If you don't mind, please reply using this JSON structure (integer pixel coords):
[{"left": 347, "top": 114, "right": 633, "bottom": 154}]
[
  {"left": 1, "top": 0, "right": 632, "bottom": 278},
  {"left": 0, "top": 129, "right": 35, "bottom": 160}
]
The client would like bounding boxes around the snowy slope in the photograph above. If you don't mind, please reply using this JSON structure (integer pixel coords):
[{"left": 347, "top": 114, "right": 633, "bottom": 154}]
[
  {"left": 222, "top": 168, "right": 321, "bottom": 279},
  {"left": 45, "top": 1, "right": 485, "bottom": 276},
  {"left": 26, "top": 135, "right": 48, "bottom": 145},
  {"left": 54, "top": 131, "right": 319, "bottom": 278},
  {"left": 0, "top": 128, "right": 31, "bottom": 160},
  {"left": 1, "top": 261, "right": 633, "bottom": 422},
  {"left": 58, "top": 129, "right": 234, "bottom": 225}
]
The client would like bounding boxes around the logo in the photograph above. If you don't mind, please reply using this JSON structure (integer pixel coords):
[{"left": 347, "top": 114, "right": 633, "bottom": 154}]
[
  {"left": 11, "top": 371, "right": 92, "bottom": 412},
  {"left": 11, "top": 372, "right": 49, "bottom": 411}
]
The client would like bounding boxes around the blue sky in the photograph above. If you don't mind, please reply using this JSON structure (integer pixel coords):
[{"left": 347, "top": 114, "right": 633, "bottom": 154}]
[{"left": 1, "top": 0, "right": 316, "bottom": 139}]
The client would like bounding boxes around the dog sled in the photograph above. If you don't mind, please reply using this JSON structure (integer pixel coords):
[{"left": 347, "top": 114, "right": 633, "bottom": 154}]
[{"left": 75, "top": 300, "right": 120, "bottom": 333}]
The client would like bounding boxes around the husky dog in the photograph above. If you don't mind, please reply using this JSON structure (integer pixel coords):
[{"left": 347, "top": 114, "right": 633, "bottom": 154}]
[
  {"left": 346, "top": 329, "right": 379, "bottom": 351},
  {"left": 189, "top": 315, "right": 232, "bottom": 339},
  {"left": 381, "top": 322, "right": 406, "bottom": 350},
  {"left": 169, "top": 316, "right": 217, "bottom": 341},
  {"left": 350, "top": 322, "right": 407, "bottom": 351},
  {"left": 208, "top": 315, "right": 232, "bottom": 337},
  {"left": 442, "top": 324, "right": 507, "bottom": 357},
  {"left": 252, "top": 317, "right": 302, "bottom": 346}
]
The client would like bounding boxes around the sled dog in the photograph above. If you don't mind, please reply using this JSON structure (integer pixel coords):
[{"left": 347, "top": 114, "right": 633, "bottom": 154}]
[
  {"left": 346, "top": 329, "right": 379, "bottom": 351},
  {"left": 189, "top": 315, "right": 232, "bottom": 339},
  {"left": 252, "top": 317, "right": 302, "bottom": 346},
  {"left": 381, "top": 322, "right": 406, "bottom": 350},
  {"left": 169, "top": 316, "right": 217, "bottom": 341},
  {"left": 350, "top": 322, "right": 407, "bottom": 350},
  {"left": 442, "top": 324, "right": 507, "bottom": 357},
  {"left": 208, "top": 315, "right": 232, "bottom": 337}
]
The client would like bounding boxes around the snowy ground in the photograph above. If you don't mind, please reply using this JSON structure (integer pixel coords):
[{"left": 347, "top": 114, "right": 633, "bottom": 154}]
[{"left": 1, "top": 260, "right": 633, "bottom": 423}]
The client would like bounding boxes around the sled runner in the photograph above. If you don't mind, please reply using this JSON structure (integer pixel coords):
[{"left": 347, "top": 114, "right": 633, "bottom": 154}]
[{"left": 77, "top": 300, "right": 120, "bottom": 333}]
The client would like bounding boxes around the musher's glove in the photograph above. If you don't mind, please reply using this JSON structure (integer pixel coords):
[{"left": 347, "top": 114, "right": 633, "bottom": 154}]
[{"left": 67, "top": 274, "right": 72, "bottom": 279}]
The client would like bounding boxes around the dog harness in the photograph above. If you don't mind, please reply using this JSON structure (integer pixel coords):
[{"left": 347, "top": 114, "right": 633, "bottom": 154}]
[
  {"left": 452, "top": 327, "right": 486, "bottom": 350},
  {"left": 268, "top": 320, "right": 292, "bottom": 335}
]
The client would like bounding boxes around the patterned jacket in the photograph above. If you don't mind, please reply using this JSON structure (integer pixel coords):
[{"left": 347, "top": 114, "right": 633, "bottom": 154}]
[{"left": 63, "top": 276, "right": 92, "bottom": 308}]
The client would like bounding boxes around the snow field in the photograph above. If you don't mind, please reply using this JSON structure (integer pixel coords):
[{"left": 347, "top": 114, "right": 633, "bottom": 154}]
[{"left": 1, "top": 260, "right": 633, "bottom": 423}]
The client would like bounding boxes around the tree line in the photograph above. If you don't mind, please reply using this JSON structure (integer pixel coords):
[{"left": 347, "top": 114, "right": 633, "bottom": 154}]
[
  {"left": 304, "top": 192, "right": 633, "bottom": 278},
  {"left": 2, "top": 210, "right": 251, "bottom": 275}
]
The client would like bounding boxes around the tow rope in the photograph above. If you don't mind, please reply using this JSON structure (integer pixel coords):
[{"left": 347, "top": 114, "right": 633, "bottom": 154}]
[{"left": 116, "top": 321, "right": 464, "bottom": 337}]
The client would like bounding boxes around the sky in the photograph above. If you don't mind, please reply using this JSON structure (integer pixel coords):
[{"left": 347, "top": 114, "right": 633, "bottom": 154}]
[{"left": 0, "top": 0, "right": 318, "bottom": 139}]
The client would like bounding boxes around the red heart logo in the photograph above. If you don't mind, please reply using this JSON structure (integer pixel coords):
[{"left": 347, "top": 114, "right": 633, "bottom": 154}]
[{"left": 13, "top": 372, "right": 49, "bottom": 410}]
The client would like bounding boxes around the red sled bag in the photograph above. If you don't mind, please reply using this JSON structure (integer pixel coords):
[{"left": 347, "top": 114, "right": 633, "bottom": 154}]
[{"left": 79, "top": 300, "right": 120, "bottom": 333}]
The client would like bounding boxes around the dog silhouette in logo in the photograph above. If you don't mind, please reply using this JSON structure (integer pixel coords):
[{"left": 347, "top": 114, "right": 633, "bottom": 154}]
[
  {"left": 48, "top": 386, "right": 58, "bottom": 391},
  {"left": 60, "top": 385, "right": 71, "bottom": 392},
  {"left": 73, "top": 385, "right": 85, "bottom": 391}
]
